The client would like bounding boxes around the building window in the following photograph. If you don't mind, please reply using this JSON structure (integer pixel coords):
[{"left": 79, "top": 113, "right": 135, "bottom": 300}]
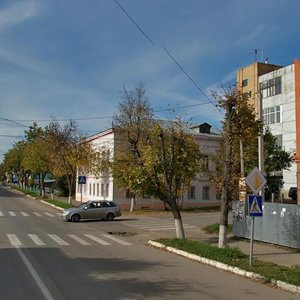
[
  {"left": 203, "top": 186, "right": 210, "bottom": 200},
  {"left": 101, "top": 183, "right": 104, "bottom": 197},
  {"left": 275, "top": 134, "right": 283, "bottom": 149},
  {"left": 96, "top": 183, "right": 100, "bottom": 196},
  {"left": 188, "top": 186, "right": 196, "bottom": 199},
  {"left": 89, "top": 183, "right": 92, "bottom": 195},
  {"left": 263, "top": 106, "right": 281, "bottom": 125},
  {"left": 202, "top": 155, "right": 209, "bottom": 170},
  {"left": 105, "top": 183, "right": 109, "bottom": 197},
  {"left": 242, "top": 79, "right": 248, "bottom": 87},
  {"left": 92, "top": 183, "right": 95, "bottom": 196},
  {"left": 260, "top": 76, "right": 281, "bottom": 99}
]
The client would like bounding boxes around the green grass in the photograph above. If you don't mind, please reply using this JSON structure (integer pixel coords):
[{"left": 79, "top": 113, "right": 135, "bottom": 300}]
[
  {"left": 44, "top": 199, "right": 72, "bottom": 209},
  {"left": 157, "top": 238, "right": 300, "bottom": 286},
  {"left": 203, "top": 223, "right": 233, "bottom": 234},
  {"left": 10, "top": 185, "right": 40, "bottom": 198}
]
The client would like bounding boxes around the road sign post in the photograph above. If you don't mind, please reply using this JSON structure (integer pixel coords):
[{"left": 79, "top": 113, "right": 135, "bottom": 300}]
[
  {"left": 245, "top": 167, "right": 265, "bottom": 267},
  {"left": 78, "top": 176, "right": 87, "bottom": 203}
]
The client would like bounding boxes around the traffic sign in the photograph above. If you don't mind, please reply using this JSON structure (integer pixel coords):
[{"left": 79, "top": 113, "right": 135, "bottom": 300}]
[
  {"left": 78, "top": 176, "right": 87, "bottom": 184},
  {"left": 248, "top": 195, "right": 263, "bottom": 217},
  {"left": 245, "top": 167, "right": 266, "bottom": 195}
]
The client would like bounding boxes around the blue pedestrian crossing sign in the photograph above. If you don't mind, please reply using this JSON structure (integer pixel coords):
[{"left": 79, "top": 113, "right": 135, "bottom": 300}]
[
  {"left": 78, "top": 176, "right": 87, "bottom": 184},
  {"left": 248, "top": 195, "right": 263, "bottom": 217}
]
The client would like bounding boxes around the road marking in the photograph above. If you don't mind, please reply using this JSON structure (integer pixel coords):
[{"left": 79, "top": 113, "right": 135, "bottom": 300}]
[
  {"left": 33, "top": 212, "right": 42, "bottom": 217},
  {"left": 68, "top": 234, "right": 91, "bottom": 245},
  {"left": 102, "top": 234, "right": 131, "bottom": 245},
  {"left": 15, "top": 246, "right": 54, "bottom": 300},
  {"left": 84, "top": 234, "right": 111, "bottom": 245},
  {"left": 7, "top": 234, "right": 22, "bottom": 246},
  {"left": 0, "top": 210, "right": 3, "bottom": 216},
  {"left": 48, "top": 234, "right": 69, "bottom": 246},
  {"left": 28, "top": 234, "right": 46, "bottom": 246},
  {"left": 21, "top": 212, "right": 29, "bottom": 216},
  {"left": 8, "top": 211, "right": 16, "bottom": 216},
  {"left": 44, "top": 212, "right": 55, "bottom": 217}
]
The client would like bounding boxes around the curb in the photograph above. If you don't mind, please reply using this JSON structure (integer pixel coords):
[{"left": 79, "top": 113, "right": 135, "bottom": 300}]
[
  {"left": 147, "top": 240, "right": 300, "bottom": 295},
  {"left": 40, "top": 200, "right": 64, "bottom": 211}
]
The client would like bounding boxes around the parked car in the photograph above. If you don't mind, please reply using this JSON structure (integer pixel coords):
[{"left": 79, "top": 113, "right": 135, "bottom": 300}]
[
  {"left": 288, "top": 187, "right": 297, "bottom": 201},
  {"left": 61, "top": 200, "right": 121, "bottom": 222}
]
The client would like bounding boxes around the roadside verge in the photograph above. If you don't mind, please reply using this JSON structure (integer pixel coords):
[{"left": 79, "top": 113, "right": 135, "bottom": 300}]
[{"left": 147, "top": 240, "right": 300, "bottom": 295}]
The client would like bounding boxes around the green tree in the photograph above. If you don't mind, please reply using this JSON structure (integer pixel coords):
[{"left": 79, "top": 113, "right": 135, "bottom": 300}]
[
  {"left": 112, "top": 83, "right": 153, "bottom": 212},
  {"left": 212, "top": 88, "right": 261, "bottom": 247},
  {"left": 45, "top": 120, "right": 93, "bottom": 204},
  {"left": 3, "top": 141, "right": 27, "bottom": 185},
  {"left": 22, "top": 123, "right": 51, "bottom": 196},
  {"left": 111, "top": 84, "right": 203, "bottom": 239}
]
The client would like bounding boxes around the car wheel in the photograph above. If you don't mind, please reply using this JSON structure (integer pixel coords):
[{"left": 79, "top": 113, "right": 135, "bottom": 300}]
[
  {"left": 106, "top": 213, "right": 115, "bottom": 221},
  {"left": 71, "top": 214, "right": 80, "bottom": 222}
]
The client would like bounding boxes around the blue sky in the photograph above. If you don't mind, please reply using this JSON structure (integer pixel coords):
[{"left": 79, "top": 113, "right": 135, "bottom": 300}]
[{"left": 1, "top": 0, "right": 300, "bottom": 161}]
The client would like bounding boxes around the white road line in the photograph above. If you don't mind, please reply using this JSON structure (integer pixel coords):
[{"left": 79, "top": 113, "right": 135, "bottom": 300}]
[
  {"left": 102, "top": 234, "right": 131, "bottom": 246},
  {"left": 48, "top": 234, "right": 69, "bottom": 246},
  {"left": 15, "top": 247, "right": 54, "bottom": 300},
  {"left": 0, "top": 210, "right": 3, "bottom": 216},
  {"left": 8, "top": 211, "right": 16, "bottom": 216},
  {"left": 28, "top": 234, "right": 46, "bottom": 246},
  {"left": 84, "top": 234, "right": 111, "bottom": 245},
  {"left": 44, "top": 212, "right": 55, "bottom": 217},
  {"left": 7, "top": 234, "right": 22, "bottom": 246},
  {"left": 33, "top": 212, "right": 42, "bottom": 217},
  {"left": 21, "top": 212, "right": 29, "bottom": 216},
  {"left": 67, "top": 234, "right": 91, "bottom": 245}
]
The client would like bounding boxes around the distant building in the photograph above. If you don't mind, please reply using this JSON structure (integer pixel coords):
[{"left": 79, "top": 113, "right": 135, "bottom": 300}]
[
  {"left": 236, "top": 59, "right": 300, "bottom": 203},
  {"left": 75, "top": 123, "right": 222, "bottom": 209}
]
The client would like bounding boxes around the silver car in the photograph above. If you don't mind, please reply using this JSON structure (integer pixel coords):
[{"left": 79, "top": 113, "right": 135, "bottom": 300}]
[{"left": 61, "top": 200, "right": 121, "bottom": 222}]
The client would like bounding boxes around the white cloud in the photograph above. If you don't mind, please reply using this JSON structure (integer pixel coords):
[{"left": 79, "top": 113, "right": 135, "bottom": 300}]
[{"left": 0, "top": 1, "right": 39, "bottom": 32}]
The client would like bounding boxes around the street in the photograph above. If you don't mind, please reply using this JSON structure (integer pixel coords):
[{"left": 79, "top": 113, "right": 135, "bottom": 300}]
[{"left": 0, "top": 186, "right": 297, "bottom": 300}]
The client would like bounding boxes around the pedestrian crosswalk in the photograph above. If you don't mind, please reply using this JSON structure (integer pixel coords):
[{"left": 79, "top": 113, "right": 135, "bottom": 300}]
[
  {"left": 122, "top": 217, "right": 196, "bottom": 231},
  {"left": 0, "top": 210, "right": 58, "bottom": 218},
  {"left": 3, "top": 233, "right": 132, "bottom": 247}
]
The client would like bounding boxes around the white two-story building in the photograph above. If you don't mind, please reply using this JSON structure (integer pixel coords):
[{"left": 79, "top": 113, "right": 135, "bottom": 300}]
[{"left": 75, "top": 122, "right": 222, "bottom": 209}]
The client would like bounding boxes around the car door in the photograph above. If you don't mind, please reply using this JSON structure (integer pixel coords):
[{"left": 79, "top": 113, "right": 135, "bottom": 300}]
[{"left": 81, "top": 203, "right": 97, "bottom": 219}]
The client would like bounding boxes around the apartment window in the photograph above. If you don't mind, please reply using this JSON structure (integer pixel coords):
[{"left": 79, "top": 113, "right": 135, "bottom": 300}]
[
  {"left": 101, "top": 183, "right": 104, "bottom": 197},
  {"left": 260, "top": 76, "right": 281, "bottom": 99},
  {"left": 96, "top": 183, "right": 100, "bottom": 196},
  {"left": 105, "top": 183, "right": 109, "bottom": 197},
  {"left": 203, "top": 186, "right": 210, "bottom": 200},
  {"left": 275, "top": 134, "right": 283, "bottom": 149},
  {"left": 188, "top": 186, "right": 196, "bottom": 199},
  {"left": 263, "top": 106, "right": 281, "bottom": 125},
  {"left": 242, "top": 79, "right": 248, "bottom": 87},
  {"left": 92, "top": 183, "right": 95, "bottom": 196},
  {"left": 202, "top": 155, "right": 209, "bottom": 170},
  {"left": 89, "top": 183, "right": 92, "bottom": 195}
]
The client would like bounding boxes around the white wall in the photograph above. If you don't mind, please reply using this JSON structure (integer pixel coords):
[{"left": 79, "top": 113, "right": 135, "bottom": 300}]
[{"left": 259, "top": 64, "right": 297, "bottom": 196}]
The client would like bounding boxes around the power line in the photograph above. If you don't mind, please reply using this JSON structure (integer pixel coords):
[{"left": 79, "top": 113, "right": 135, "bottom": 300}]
[
  {"left": 114, "top": 0, "right": 155, "bottom": 46},
  {"left": 114, "top": 0, "right": 220, "bottom": 111},
  {"left": 5, "top": 101, "right": 215, "bottom": 124},
  {"left": 0, "top": 117, "right": 28, "bottom": 128}
]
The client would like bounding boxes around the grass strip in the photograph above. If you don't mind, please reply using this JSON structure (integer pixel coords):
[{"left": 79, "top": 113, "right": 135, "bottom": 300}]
[
  {"left": 157, "top": 238, "right": 300, "bottom": 286},
  {"left": 203, "top": 223, "right": 233, "bottom": 234},
  {"left": 44, "top": 199, "right": 72, "bottom": 209}
]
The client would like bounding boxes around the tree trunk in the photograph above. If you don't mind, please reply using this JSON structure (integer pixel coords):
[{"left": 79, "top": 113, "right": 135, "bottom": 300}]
[
  {"left": 130, "top": 194, "right": 136, "bottom": 213},
  {"left": 218, "top": 99, "right": 234, "bottom": 248},
  {"left": 170, "top": 200, "right": 185, "bottom": 239}
]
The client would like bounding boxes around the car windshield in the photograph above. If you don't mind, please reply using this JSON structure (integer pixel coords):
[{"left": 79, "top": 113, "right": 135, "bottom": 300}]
[{"left": 76, "top": 202, "right": 89, "bottom": 209}]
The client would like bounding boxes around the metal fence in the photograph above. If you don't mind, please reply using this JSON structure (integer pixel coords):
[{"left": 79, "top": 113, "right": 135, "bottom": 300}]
[{"left": 233, "top": 202, "right": 300, "bottom": 249}]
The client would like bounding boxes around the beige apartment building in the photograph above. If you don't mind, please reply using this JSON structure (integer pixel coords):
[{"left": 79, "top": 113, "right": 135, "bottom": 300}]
[{"left": 236, "top": 60, "right": 300, "bottom": 204}]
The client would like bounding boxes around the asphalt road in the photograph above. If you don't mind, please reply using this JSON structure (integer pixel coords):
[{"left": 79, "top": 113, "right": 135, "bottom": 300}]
[{"left": 0, "top": 186, "right": 297, "bottom": 300}]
